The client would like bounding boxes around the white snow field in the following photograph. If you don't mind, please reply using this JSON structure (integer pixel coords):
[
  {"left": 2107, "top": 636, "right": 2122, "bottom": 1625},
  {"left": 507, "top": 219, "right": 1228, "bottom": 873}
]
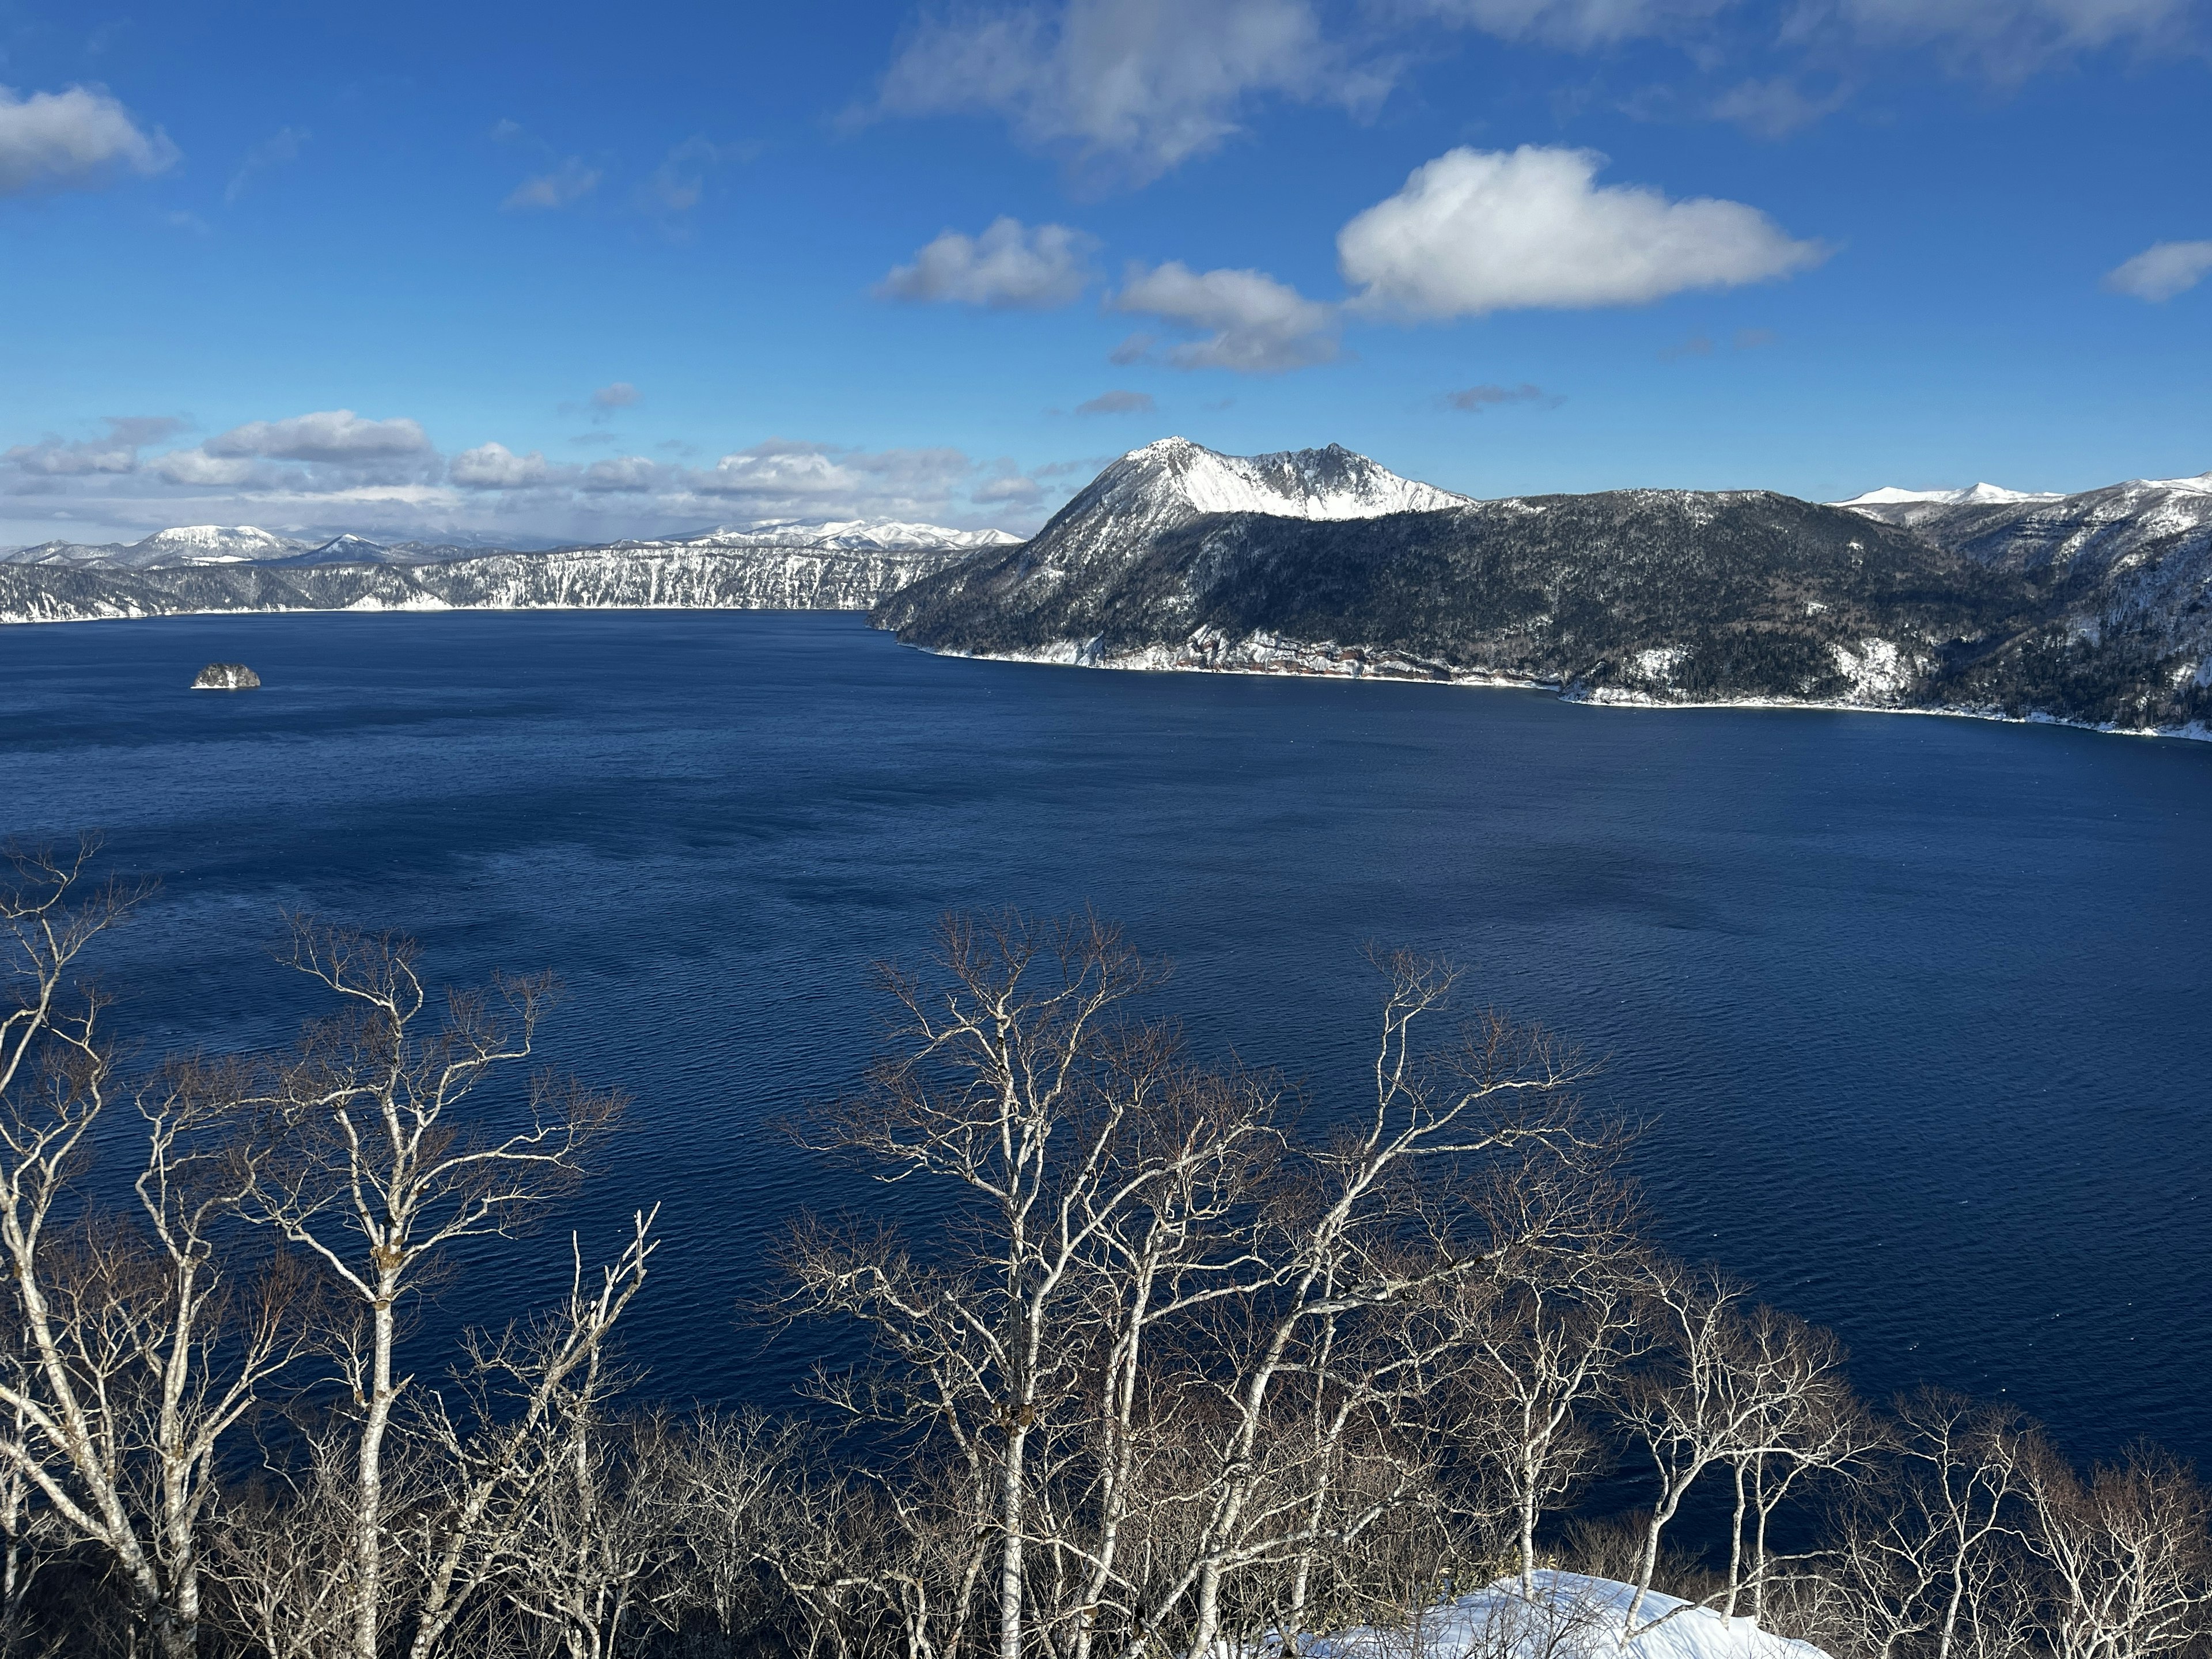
[{"left": 1298, "top": 1573, "right": 1829, "bottom": 1659}]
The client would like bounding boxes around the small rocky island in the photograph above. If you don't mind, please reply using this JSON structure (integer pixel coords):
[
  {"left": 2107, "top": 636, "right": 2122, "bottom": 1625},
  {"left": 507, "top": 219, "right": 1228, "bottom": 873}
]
[{"left": 191, "top": 662, "right": 261, "bottom": 690}]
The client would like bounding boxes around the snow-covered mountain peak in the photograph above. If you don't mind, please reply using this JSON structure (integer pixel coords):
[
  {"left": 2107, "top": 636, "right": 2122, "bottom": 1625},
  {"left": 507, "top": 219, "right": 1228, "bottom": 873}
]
[
  {"left": 135, "top": 525, "right": 308, "bottom": 561},
  {"left": 1103, "top": 437, "right": 1469, "bottom": 522},
  {"left": 1835, "top": 483, "right": 2056, "bottom": 508}
]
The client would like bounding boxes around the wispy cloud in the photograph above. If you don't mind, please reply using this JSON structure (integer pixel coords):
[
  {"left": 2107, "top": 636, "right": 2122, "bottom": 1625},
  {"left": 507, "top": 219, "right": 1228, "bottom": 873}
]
[
  {"left": 2103, "top": 240, "right": 2212, "bottom": 301},
  {"left": 635, "top": 135, "right": 756, "bottom": 215},
  {"left": 1445, "top": 382, "right": 1562, "bottom": 411},
  {"left": 503, "top": 157, "right": 600, "bottom": 211},
  {"left": 1075, "top": 389, "right": 1158, "bottom": 415},
  {"left": 226, "top": 125, "right": 308, "bottom": 204}
]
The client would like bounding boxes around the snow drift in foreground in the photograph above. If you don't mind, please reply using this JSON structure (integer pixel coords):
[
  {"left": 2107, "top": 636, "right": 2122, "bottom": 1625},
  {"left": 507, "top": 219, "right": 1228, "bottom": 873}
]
[{"left": 1302, "top": 1573, "right": 1825, "bottom": 1659}]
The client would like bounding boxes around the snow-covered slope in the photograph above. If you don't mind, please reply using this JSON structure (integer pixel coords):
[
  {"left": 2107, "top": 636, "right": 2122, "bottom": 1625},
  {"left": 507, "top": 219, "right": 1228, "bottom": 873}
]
[
  {"left": 0, "top": 543, "right": 969, "bottom": 624},
  {"left": 1063, "top": 437, "right": 1468, "bottom": 554},
  {"left": 1843, "top": 470, "right": 2212, "bottom": 575},
  {"left": 680, "top": 518, "right": 1022, "bottom": 554},
  {"left": 135, "top": 525, "right": 306, "bottom": 563},
  {"left": 1306, "top": 1572, "right": 1826, "bottom": 1659}
]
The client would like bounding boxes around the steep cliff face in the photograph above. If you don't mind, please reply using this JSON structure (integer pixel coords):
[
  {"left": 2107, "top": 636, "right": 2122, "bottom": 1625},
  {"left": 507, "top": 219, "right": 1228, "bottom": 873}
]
[{"left": 0, "top": 544, "right": 964, "bottom": 624}]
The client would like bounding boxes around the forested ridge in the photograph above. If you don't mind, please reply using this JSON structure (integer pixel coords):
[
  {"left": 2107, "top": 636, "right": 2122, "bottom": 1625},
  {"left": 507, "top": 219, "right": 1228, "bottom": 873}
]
[{"left": 876, "top": 491, "right": 2212, "bottom": 735}]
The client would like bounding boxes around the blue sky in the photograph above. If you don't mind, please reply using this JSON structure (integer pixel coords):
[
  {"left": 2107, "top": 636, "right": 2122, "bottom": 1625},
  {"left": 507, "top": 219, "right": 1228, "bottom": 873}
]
[{"left": 1, "top": 0, "right": 2206, "bottom": 544}]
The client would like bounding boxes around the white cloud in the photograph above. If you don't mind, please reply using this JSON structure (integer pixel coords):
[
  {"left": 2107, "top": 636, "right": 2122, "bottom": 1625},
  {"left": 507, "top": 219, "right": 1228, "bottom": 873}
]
[
  {"left": 590, "top": 382, "right": 641, "bottom": 411},
  {"left": 1112, "top": 262, "right": 1341, "bottom": 372},
  {"left": 203, "top": 410, "right": 433, "bottom": 462},
  {"left": 688, "top": 440, "right": 982, "bottom": 518},
  {"left": 0, "top": 84, "right": 177, "bottom": 196},
  {"left": 876, "top": 0, "right": 1389, "bottom": 184},
  {"left": 154, "top": 449, "right": 263, "bottom": 487},
  {"left": 877, "top": 218, "right": 1099, "bottom": 309},
  {"left": 2101, "top": 240, "right": 2212, "bottom": 301},
  {"left": 226, "top": 126, "right": 308, "bottom": 204},
  {"left": 503, "top": 158, "right": 601, "bottom": 211},
  {"left": 450, "top": 442, "right": 552, "bottom": 489},
  {"left": 1338, "top": 145, "right": 1827, "bottom": 319}
]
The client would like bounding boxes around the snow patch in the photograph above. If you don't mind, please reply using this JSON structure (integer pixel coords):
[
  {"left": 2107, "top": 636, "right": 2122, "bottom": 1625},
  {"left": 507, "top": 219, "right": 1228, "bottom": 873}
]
[
  {"left": 1828, "top": 637, "right": 1912, "bottom": 699},
  {"left": 1302, "top": 1572, "right": 1827, "bottom": 1659}
]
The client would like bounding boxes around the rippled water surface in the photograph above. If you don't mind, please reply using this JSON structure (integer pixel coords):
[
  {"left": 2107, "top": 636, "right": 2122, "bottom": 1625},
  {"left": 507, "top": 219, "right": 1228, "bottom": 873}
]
[{"left": 3, "top": 611, "right": 2207, "bottom": 1460}]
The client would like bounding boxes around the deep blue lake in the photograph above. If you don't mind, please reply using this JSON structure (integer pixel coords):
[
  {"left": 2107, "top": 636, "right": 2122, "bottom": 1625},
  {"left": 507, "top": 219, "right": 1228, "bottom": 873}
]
[{"left": 2, "top": 609, "right": 2207, "bottom": 1464}]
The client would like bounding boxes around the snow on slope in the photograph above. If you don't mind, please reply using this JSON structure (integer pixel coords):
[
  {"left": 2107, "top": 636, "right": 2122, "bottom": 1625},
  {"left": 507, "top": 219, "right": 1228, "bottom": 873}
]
[
  {"left": 1, "top": 516, "right": 1018, "bottom": 571},
  {"left": 983, "top": 437, "right": 1469, "bottom": 591},
  {"left": 687, "top": 518, "right": 1023, "bottom": 553},
  {"left": 1, "top": 525, "right": 313, "bottom": 569},
  {"left": 132, "top": 525, "right": 309, "bottom": 562},
  {"left": 1107, "top": 437, "right": 1469, "bottom": 522},
  {"left": 1305, "top": 1573, "right": 1827, "bottom": 1659}
]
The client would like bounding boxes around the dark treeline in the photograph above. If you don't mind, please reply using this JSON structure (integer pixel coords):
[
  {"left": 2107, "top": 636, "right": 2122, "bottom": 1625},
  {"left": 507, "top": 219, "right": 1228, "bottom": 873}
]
[{"left": 3, "top": 840, "right": 2206, "bottom": 1659}]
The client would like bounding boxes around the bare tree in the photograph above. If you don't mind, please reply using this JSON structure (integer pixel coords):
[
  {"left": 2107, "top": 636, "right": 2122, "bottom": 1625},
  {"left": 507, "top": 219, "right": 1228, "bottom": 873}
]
[
  {"left": 2022, "top": 1438, "right": 2212, "bottom": 1659},
  {"left": 403, "top": 1213, "right": 660, "bottom": 1659},
  {"left": 234, "top": 918, "right": 627, "bottom": 1659},
  {"left": 783, "top": 911, "right": 1276, "bottom": 1659},
  {"left": 1849, "top": 1391, "right": 2039, "bottom": 1659},
  {"left": 1715, "top": 1307, "right": 1867, "bottom": 1624},
  {"left": 786, "top": 922, "right": 1608, "bottom": 1659},
  {"left": 1451, "top": 1166, "right": 1645, "bottom": 1596},
  {"left": 1613, "top": 1263, "right": 1769, "bottom": 1638},
  {"left": 0, "top": 840, "right": 315, "bottom": 1659}
]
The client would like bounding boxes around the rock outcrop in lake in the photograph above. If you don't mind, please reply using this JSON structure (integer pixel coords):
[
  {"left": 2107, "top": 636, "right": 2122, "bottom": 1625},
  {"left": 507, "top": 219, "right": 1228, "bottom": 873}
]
[{"left": 192, "top": 662, "right": 262, "bottom": 690}]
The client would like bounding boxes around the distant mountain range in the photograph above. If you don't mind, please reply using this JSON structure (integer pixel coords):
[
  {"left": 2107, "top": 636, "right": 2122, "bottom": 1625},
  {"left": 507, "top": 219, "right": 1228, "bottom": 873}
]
[
  {"left": 5, "top": 448, "right": 2207, "bottom": 741},
  {"left": 0, "top": 516, "right": 1017, "bottom": 571}
]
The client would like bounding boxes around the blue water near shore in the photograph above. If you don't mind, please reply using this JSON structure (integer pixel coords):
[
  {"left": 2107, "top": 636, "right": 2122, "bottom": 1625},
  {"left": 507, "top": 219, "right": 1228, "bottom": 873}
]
[{"left": 2, "top": 609, "right": 2207, "bottom": 1461}]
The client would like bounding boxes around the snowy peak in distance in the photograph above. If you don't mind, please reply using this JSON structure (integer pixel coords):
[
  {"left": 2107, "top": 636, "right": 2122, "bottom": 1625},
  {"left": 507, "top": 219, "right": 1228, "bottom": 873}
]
[
  {"left": 678, "top": 517, "right": 1022, "bottom": 554},
  {"left": 1835, "top": 483, "right": 2058, "bottom": 507},
  {"left": 135, "top": 524, "right": 308, "bottom": 561},
  {"left": 1098, "top": 437, "right": 1469, "bottom": 524},
  {"left": 0, "top": 524, "right": 313, "bottom": 570}
]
